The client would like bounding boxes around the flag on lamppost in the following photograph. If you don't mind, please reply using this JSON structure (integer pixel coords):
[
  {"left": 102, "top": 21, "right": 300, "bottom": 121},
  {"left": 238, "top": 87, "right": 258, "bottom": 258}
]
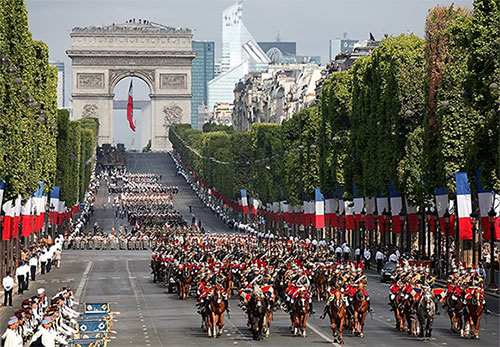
[
  {"left": 49, "top": 186, "right": 60, "bottom": 225},
  {"left": 33, "top": 181, "right": 45, "bottom": 232},
  {"left": 389, "top": 181, "right": 403, "bottom": 234},
  {"left": 21, "top": 197, "right": 33, "bottom": 237},
  {"left": 476, "top": 170, "right": 500, "bottom": 241},
  {"left": 314, "top": 188, "right": 325, "bottom": 229},
  {"left": 435, "top": 187, "right": 455, "bottom": 236},
  {"left": 376, "top": 196, "right": 389, "bottom": 232},
  {"left": 455, "top": 172, "right": 473, "bottom": 240},
  {"left": 2, "top": 200, "right": 15, "bottom": 240},
  {"left": 240, "top": 189, "right": 249, "bottom": 215},
  {"left": 127, "top": 80, "right": 136, "bottom": 132},
  {"left": 0, "top": 181, "right": 4, "bottom": 207}
]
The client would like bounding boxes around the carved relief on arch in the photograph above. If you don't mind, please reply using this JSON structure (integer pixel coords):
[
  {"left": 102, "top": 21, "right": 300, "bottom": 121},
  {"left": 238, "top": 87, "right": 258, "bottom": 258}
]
[{"left": 108, "top": 69, "right": 155, "bottom": 93}]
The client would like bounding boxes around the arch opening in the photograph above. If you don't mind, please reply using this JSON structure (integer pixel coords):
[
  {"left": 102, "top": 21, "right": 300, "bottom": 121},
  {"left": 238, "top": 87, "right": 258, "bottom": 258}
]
[{"left": 112, "top": 76, "right": 151, "bottom": 152}]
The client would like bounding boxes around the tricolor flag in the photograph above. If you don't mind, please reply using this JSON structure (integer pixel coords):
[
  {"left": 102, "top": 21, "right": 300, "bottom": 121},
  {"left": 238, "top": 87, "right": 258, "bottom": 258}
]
[
  {"left": 325, "top": 193, "right": 337, "bottom": 228},
  {"left": 376, "top": 196, "right": 389, "bottom": 233},
  {"left": 365, "top": 197, "right": 376, "bottom": 231},
  {"left": 303, "top": 196, "right": 314, "bottom": 226},
  {"left": 240, "top": 189, "right": 249, "bottom": 214},
  {"left": 0, "top": 181, "right": 4, "bottom": 207},
  {"left": 127, "top": 80, "right": 136, "bottom": 132},
  {"left": 389, "top": 181, "right": 403, "bottom": 233},
  {"left": 344, "top": 200, "right": 354, "bottom": 230},
  {"left": 49, "top": 186, "right": 60, "bottom": 225},
  {"left": 314, "top": 188, "right": 325, "bottom": 229},
  {"left": 435, "top": 187, "right": 455, "bottom": 236},
  {"left": 33, "top": 182, "right": 46, "bottom": 232},
  {"left": 2, "top": 200, "right": 15, "bottom": 240},
  {"left": 405, "top": 198, "right": 419, "bottom": 233},
  {"left": 12, "top": 195, "right": 22, "bottom": 239},
  {"left": 476, "top": 171, "right": 500, "bottom": 241},
  {"left": 251, "top": 197, "right": 260, "bottom": 216},
  {"left": 338, "top": 195, "right": 345, "bottom": 229},
  {"left": 21, "top": 197, "right": 33, "bottom": 237},
  {"left": 353, "top": 185, "right": 364, "bottom": 228},
  {"left": 455, "top": 172, "right": 473, "bottom": 240}
]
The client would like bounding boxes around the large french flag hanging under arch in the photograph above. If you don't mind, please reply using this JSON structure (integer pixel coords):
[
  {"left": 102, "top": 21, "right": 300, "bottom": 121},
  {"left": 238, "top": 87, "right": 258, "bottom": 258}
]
[
  {"left": 127, "top": 80, "right": 136, "bottom": 132},
  {"left": 455, "top": 172, "right": 473, "bottom": 240}
]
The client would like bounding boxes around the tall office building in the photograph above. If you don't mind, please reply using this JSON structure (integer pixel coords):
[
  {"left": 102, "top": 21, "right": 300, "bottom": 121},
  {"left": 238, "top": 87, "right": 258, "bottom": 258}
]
[
  {"left": 50, "top": 62, "right": 65, "bottom": 108},
  {"left": 191, "top": 41, "right": 215, "bottom": 129},
  {"left": 208, "top": 0, "right": 270, "bottom": 110}
]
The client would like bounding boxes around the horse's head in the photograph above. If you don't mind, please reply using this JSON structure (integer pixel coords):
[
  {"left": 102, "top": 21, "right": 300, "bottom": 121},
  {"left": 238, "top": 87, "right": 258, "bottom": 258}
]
[
  {"left": 213, "top": 284, "right": 224, "bottom": 303},
  {"left": 333, "top": 288, "right": 343, "bottom": 308}
]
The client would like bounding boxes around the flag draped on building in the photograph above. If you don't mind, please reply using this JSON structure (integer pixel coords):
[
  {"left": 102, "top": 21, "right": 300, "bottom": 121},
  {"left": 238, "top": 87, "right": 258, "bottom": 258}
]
[
  {"left": 476, "top": 171, "right": 500, "bottom": 241},
  {"left": 389, "top": 181, "right": 403, "bottom": 234},
  {"left": 127, "top": 80, "right": 136, "bottom": 132},
  {"left": 240, "top": 189, "right": 249, "bottom": 214},
  {"left": 314, "top": 188, "right": 325, "bottom": 229},
  {"left": 455, "top": 172, "right": 473, "bottom": 240}
]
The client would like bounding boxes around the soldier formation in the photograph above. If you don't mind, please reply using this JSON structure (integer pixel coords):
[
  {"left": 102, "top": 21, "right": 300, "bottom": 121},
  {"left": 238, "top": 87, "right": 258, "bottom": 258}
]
[{"left": 150, "top": 230, "right": 372, "bottom": 341}]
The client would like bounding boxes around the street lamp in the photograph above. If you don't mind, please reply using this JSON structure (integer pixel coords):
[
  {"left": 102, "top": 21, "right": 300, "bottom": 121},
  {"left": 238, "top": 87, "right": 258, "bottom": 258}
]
[
  {"left": 382, "top": 208, "right": 389, "bottom": 247},
  {"left": 488, "top": 207, "right": 498, "bottom": 289},
  {"left": 360, "top": 208, "right": 366, "bottom": 250},
  {"left": 444, "top": 209, "right": 451, "bottom": 276},
  {"left": 432, "top": 208, "right": 441, "bottom": 276},
  {"left": 399, "top": 210, "right": 407, "bottom": 253}
]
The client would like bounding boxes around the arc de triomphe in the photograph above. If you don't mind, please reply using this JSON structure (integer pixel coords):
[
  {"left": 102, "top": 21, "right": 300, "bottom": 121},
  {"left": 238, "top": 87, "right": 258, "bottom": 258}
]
[{"left": 67, "top": 22, "right": 195, "bottom": 150}]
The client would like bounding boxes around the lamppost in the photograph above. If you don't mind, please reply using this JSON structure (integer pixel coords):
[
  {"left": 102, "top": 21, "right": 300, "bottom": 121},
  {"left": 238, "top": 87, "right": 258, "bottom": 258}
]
[
  {"left": 470, "top": 211, "right": 478, "bottom": 266},
  {"left": 360, "top": 208, "right": 366, "bottom": 251},
  {"left": 432, "top": 208, "right": 441, "bottom": 277},
  {"left": 399, "top": 210, "right": 406, "bottom": 253},
  {"left": 335, "top": 207, "right": 340, "bottom": 245},
  {"left": 444, "top": 209, "right": 451, "bottom": 276},
  {"left": 425, "top": 208, "right": 432, "bottom": 259},
  {"left": 488, "top": 207, "right": 498, "bottom": 289},
  {"left": 382, "top": 208, "right": 389, "bottom": 247}
]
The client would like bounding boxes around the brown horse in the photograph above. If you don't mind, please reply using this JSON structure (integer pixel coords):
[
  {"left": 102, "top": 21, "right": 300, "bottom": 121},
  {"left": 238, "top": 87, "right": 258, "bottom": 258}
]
[
  {"left": 290, "top": 290, "right": 309, "bottom": 338},
  {"left": 206, "top": 284, "right": 227, "bottom": 338},
  {"left": 313, "top": 267, "right": 327, "bottom": 301},
  {"left": 351, "top": 283, "right": 369, "bottom": 338},
  {"left": 328, "top": 288, "right": 347, "bottom": 344},
  {"left": 223, "top": 269, "right": 234, "bottom": 299},
  {"left": 446, "top": 291, "right": 466, "bottom": 336},
  {"left": 178, "top": 266, "right": 192, "bottom": 300},
  {"left": 464, "top": 287, "right": 483, "bottom": 339}
]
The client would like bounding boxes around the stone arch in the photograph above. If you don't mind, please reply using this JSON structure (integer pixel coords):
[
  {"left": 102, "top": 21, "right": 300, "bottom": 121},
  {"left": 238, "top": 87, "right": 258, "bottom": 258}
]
[{"left": 67, "top": 22, "right": 195, "bottom": 151}]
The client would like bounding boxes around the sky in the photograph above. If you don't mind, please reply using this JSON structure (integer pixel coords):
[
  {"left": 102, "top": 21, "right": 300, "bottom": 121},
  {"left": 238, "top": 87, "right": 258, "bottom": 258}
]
[{"left": 24, "top": 0, "right": 474, "bottom": 142}]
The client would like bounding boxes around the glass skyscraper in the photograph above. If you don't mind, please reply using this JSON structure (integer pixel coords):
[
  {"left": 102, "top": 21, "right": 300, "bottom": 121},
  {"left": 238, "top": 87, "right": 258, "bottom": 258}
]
[
  {"left": 208, "top": 0, "right": 269, "bottom": 110},
  {"left": 191, "top": 41, "right": 215, "bottom": 129}
]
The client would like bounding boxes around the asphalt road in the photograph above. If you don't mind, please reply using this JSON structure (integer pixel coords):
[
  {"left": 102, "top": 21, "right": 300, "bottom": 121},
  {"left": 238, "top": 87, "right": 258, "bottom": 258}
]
[{"left": 2, "top": 153, "right": 497, "bottom": 347}]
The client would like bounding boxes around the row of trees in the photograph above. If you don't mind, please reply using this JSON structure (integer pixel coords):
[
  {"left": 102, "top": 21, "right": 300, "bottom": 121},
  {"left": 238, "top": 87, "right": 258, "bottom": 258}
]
[
  {"left": 0, "top": 0, "right": 98, "bottom": 206},
  {"left": 171, "top": 1, "right": 499, "bottom": 210}
]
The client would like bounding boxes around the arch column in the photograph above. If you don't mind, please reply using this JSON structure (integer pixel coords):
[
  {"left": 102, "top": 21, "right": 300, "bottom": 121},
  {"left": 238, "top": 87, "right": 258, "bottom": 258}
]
[{"left": 150, "top": 94, "right": 191, "bottom": 151}]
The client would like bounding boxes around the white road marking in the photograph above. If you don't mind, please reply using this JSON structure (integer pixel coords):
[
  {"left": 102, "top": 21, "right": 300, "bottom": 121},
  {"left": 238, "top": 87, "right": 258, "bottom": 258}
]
[
  {"left": 307, "top": 322, "right": 341, "bottom": 346},
  {"left": 127, "top": 260, "right": 163, "bottom": 347},
  {"left": 75, "top": 261, "right": 92, "bottom": 300}
]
